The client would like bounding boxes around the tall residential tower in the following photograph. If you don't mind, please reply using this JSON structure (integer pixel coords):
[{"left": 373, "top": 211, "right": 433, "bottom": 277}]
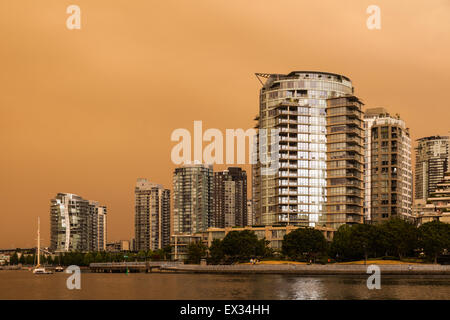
[
  {"left": 252, "top": 71, "right": 356, "bottom": 228},
  {"left": 363, "top": 108, "right": 413, "bottom": 223},
  {"left": 213, "top": 167, "right": 248, "bottom": 228},
  {"left": 134, "top": 179, "right": 171, "bottom": 251},
  {"left": 326, "top": 96, "right": 365, "bottom": 229},
  {"left": 173, "top": 163, "right": 213, "bottom": 234},
  {"left": 50, "top": 193, "right": 107, "bottom": 252},
  {"left": 414, "top": 136, "right": 449, "bottom": 201}
]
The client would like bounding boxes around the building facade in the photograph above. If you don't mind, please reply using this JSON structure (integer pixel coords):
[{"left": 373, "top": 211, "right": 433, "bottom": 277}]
[
  {"left": 173, "top": 163, "right": 213, "bottom": 234},
  {"left": 134, "top": 179, "right": 171, "bottom": 251},
  {"left": 50, "top": 193, "right": 107, "bottom": 252},
  {"left": 326, "top": 96, "right": 364, "bottom": 229},
  {"left": 252, "top": 71, "right": 355, "bottom": 228},
  {"left": 213, "top": 167, "right": 247, "bottom": 228},
  {"left": 414, "top": 136, "right": 449, "bottom": 201},
  {"left": 363, "top": 108, "right": 413, "bottom": 223},
  {"left": 247, "top": 199, "right": 254, "bottom": 226}
]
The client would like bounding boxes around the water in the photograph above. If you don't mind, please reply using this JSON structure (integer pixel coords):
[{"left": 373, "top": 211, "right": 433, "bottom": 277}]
[{"left": 0, "top": 270, "right": 449, "bottom": 300}]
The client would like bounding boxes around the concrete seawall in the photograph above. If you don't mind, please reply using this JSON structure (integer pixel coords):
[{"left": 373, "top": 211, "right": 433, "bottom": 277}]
[{"left": 162, "top": 264, "right": 450, "bottom": 275}]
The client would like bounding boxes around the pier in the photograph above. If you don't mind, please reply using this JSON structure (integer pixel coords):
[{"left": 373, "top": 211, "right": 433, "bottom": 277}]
[{"left": 89, "top": 261, "right": 183, "bottom": 273}]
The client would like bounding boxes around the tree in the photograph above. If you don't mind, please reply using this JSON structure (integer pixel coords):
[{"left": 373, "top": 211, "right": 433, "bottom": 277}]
[
  {"left": 83, "top": 253, "right": 93, "bottom": 266},
  {"left": 208, "top": 239, "right": 224, "bottom": 264},
  {"left": 186, "top": 241, "right": 207, "bottom": 264},
  {"left": 282, "top": 228, "right": 327, "bottom": 262},
  {"left": 18, "top": 253, "right": 25, "bottom": 265},
  {"left": 379, "top": 218, "right": 419, "bottom": 259},
  {"left": 220, "top": 230, "right": 268, "bottom": 262},
  {"left": 94, "top": 252, "right": 103, "bottom": 263},
  {"left": 10, "top": 252, "right": 19, "bottom": 265},
  {"left": 419, "top": 221, "right": 450, "bottom": 264},
  {"left": 162, "top": 245, "right": 172, "bottom": 260},
  {"left": 330, "top": 224, "right": 382, "bottom": 261}
]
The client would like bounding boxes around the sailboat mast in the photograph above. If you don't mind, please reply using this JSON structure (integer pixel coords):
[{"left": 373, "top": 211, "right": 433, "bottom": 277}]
[{"left": 37, "top": 217, "right": 40, "bottom": 267}]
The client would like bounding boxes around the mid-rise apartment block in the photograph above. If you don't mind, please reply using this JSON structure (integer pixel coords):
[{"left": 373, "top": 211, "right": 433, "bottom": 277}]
[
  {"left": 50, "top": 193, "right": 107, "bottom": 252},
  {"left": 134, "top": 179, "right": 171, "bottom": 251}
]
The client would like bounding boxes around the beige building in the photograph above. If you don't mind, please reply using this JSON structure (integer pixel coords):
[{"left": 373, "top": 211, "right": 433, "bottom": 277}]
[
  {"left": 106, "top": 240, "right": 130, "bottom": 252},
  {"left": 134, "top": 179, "right": 171, "bottom": 251},
  {"left": 170, "top": 225, "right": 335, "bottom": 261},
  {"left": 363, "top": 108, "right": 413, "bottom": 223},
  {"left": 415, "top": 136, "right": 449, "bottom": 201},
  {"left": 415, "top": 170, "right": 450, "bottom": 226}
]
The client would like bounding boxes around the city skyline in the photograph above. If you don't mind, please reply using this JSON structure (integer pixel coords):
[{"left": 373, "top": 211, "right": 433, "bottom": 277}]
[{"left": 1, "top": 1, "right": 450, "bottom": 248}]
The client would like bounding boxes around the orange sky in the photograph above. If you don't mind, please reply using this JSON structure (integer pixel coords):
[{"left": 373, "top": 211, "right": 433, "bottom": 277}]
[{"left": 1, "top": 0, "right": 449, "bottom": 248}]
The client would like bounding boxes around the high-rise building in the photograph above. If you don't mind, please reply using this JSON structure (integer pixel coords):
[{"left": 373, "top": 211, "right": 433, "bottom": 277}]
[
  {"left": 213, "top": 167, "right": 247, "bottom": 228},
  {"left": 247, "top": 200, "right": 254, "bottom": 226},
  {"left": 134, "top": 179, "right": 171, "bottom": 251},
  {"left": 252, "top": 71, "right": 355, "bottom": 228},
  {"left": 50, "top": 193, "right": 107, "bottom": 252},
  {"left": 414, "top": 136, "right": 449, "bottom": 201},
  {"left": 326, "top": 96, "right": 364, "bottom": 229},
  {"left": 173, "top": 163, "right": 213, "bottom": 234},
  {"left": 363, "top": 108, "right": 413, "bottom": 223}
]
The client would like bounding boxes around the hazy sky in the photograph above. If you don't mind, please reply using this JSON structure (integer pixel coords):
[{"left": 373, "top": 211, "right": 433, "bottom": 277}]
[{"left": 1, "top": 0, "right": 449, "bottom": 248}]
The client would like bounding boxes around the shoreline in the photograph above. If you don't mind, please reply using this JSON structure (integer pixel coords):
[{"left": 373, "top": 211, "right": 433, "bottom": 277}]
[
  {"left": 161, "top": 264, "right": 450, "bottom": 275},
  {"left": 3, "top": 264, "right": 450, "bottom": 276}
]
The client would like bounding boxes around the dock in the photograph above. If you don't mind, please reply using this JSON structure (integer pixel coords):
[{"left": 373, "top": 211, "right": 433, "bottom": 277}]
[{"left": 89, "top": 261, "right": 183, "bottom": 273}]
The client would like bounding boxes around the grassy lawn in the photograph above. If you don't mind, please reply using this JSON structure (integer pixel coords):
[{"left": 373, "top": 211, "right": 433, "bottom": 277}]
[
  {"left": 336, "top": 260, "right": 423, "bottom": 265},
  {"left": 240, "top": 259, "right": 424, "bottom": 265},
  {"left": 240, "top": 260, "right": 307, "bottom": 265}
]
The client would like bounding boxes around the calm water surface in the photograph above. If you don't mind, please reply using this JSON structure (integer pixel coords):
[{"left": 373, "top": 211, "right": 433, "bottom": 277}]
[{"left": 0, "top": 270, "right": 449, "bottom": 300}]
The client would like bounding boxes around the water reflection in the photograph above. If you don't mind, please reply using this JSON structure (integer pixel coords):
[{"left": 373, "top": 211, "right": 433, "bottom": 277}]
[{"left": 0, "top": 271, "right": 449, "bottom": 300}]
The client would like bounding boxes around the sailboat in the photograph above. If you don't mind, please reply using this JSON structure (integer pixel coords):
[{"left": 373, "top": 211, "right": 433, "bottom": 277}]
[{"left": 33, "top": 217, "right": 53, "bottom": 275}]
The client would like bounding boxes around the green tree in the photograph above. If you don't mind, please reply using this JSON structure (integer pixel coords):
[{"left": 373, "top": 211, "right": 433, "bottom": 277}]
[
  {"left": 162, "top": 245, "right": 172, "bottom": 260},
  {"left": 379, "top": 218, "right": 419, "bottom": 259},
  {"left": 331, "top": 223, "right": 390, "bottom": 261},
  {"left": 186, "top": 241, "right": 207, "bottom": 264},
  {"left": 83, "top": 252, "right": 93, "bottom": 266},
  {"left": 18, "top": 253, "right": 25, "bottom": 264},
  {"left": 208, "top": 239, "right": 224, "bottom": 264},
  {"left": 418, "top": 221, "right": 450, "bottom": 264},
  {"left": 10, "top": 252, "right": 19, "bottom": 265},
  {"left": 94, "top": 252, "right": 103, "bottom": 263},
  {"left": 220, "top": 230, "right": 268, "bottom": 262},
  {"left": 282, "top": 228, "right": 327, "bottom": 262},
  {"left": 137, "top": 250, "right": 147, "bottom": 261}
]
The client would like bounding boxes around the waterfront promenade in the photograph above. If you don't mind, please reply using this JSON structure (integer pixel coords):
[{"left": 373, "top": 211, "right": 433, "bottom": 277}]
[
  {"left": 163, "top": 264, "right": 450, "bottom": 275},
  {"left": 86, "top": 262, "right": 450, "bottom": 275}
]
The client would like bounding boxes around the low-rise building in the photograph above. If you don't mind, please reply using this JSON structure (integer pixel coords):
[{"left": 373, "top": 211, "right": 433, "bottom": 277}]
[
  {"left": 415, "top": 170, "right": 450, "bottom": 226},
  {"left": 170, "top": 225, "right": 335, "bottom": 261},
  {"left": 106, "top": 240, "right": 131, "bottom": 252}
]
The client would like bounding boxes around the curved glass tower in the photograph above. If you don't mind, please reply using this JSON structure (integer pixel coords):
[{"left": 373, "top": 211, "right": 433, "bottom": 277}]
[{"left": 253, "top": 71, "right": 354, "bottom": 227}]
